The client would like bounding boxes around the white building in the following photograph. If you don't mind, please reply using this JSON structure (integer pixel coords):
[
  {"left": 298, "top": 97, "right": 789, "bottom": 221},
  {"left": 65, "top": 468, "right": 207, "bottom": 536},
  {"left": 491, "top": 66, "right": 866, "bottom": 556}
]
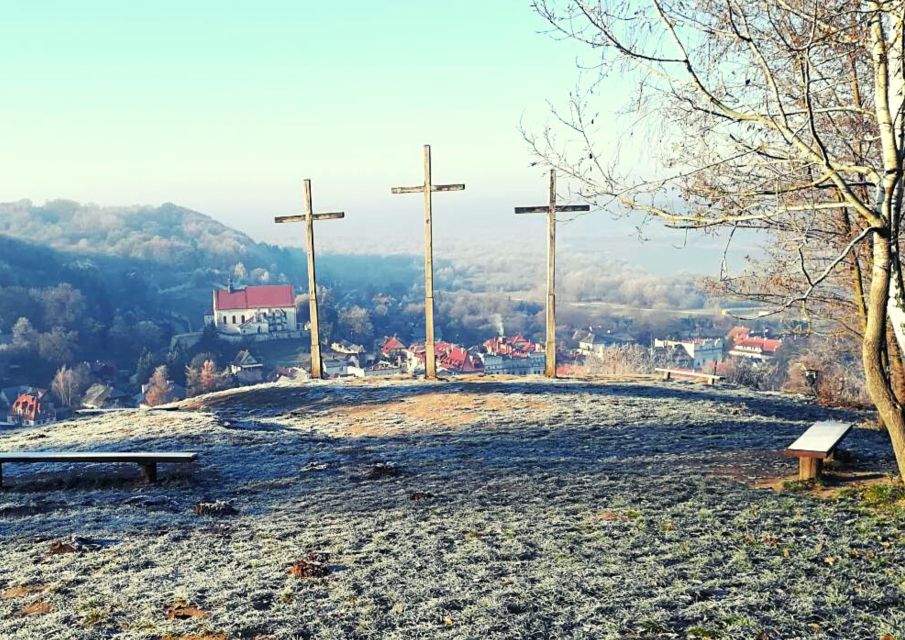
[
  {"left": 207, "top": 284, "right": 300, "bottom": 340},
  {"left": 481, "top": 352, "right": 546, "bottom": 376},
  {"left": 577, "top": 331, "right": 635, "bottom": 356},
  {"left": 653, "top": 338, "right": 724, "bottom": 370}
]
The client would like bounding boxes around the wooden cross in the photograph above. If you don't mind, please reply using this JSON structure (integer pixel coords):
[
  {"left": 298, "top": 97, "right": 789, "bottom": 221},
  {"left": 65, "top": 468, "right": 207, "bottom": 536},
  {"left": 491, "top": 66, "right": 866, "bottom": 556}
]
[
  {"left": 275, "top": 179, "right": 344, "bottom": 379},
  {"left": 392, "top": 144, "right": 464, "bottom": 379},
  {"left": 515, "top": 169, "right": 590, "bottom": 378}
]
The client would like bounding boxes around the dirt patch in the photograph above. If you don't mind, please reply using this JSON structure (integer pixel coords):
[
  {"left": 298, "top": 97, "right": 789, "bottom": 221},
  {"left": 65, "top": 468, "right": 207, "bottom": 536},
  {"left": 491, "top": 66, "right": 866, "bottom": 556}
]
[
  {"left": 754, "top": 469, "right": 896, "bottom": 499},
  {"left": 331, "top": 392, "right": 552, "bottom": 436},
  {"left": 164, "top": 600, "right": 210, "bottom": 620}
]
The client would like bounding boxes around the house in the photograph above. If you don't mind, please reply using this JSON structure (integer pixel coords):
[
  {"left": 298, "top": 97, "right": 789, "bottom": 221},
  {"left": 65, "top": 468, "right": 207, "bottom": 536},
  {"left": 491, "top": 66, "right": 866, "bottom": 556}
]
[
  {"left": 577, "top": 331, "right": 636, "bottom": 356},
  {"left": 8, "top": 391, "right": 57, "bottom": 426},
  {"left": 230, "top": 350, "right": 264, "bottom": 384},
  {"left": 331, "top": 340, "right": 364, "bottom": 355},
  {"left": 323, "top": 355, "right": 364, "bottom": 378},
  {"left": 728, "top": 336, "right": 783, "bottom": 360},
  {"left": 483, "top": 335, "right": 542, "bottom": 357},
  {"left": 269, "top": 367, "right": 310, "bottom": 383},
  {"left": 726, "top": 326, "right": 782, "bottom": 360},
  {"left": 364, "top": 361, "right": 406, "bottom": 378},
  {"left": 81, "top": 383, "right": 130, "bottom": 410},
  {"left": 438, "top": 345, "right": 482, "bottom": 375},
  {"left": 652, "top": 338, "right": 724, "bottom": 371},
  {"left": 206, "top": 281, "right": 299, "bottom": 340},
  {"left": 481, "top": 352, "right": 546, "bottom": 376},
  {"left": 380, "top": 336, "right": 407, "bottom": 358}
]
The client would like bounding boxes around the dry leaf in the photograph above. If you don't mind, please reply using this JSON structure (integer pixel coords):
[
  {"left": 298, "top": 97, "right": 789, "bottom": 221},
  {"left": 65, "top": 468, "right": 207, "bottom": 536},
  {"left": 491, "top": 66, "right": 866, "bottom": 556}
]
[{"left": 1, "top": 584, "right": 44, "bottom": 599}]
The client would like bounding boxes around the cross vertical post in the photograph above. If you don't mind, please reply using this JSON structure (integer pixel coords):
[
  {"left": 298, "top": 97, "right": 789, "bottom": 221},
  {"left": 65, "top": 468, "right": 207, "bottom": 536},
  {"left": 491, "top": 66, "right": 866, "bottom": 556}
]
[
  {"left": 392, "top": 145, "right": 464, "bottom": 379},
  {"left": 515, "top": 169, "right": 590, "bottom": 378},
  {"left": 545, "top": 170, "right": 557, "bottom": 377},
  {"left": 275, "top": 179, "right": 345, "bottom": 379}
]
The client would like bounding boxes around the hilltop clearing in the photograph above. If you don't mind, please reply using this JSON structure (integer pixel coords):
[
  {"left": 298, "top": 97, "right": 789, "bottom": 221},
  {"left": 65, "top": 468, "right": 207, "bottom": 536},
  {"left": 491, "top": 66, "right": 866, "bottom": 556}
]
[{"left": 0, "top": 378, "right": 901, "bottom": 639}]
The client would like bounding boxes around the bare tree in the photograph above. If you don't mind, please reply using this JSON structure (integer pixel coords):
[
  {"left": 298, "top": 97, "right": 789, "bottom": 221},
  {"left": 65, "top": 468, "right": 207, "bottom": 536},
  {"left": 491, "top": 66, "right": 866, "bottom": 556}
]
[
  {"left": 51, "top": 364, "right": 88, "bottom": 408},
  {"left": 530, "top": 0, "right": 905, "bottom": 477},
  {"left": 586, "top": 344, "right": 654, "bottom": 375}
]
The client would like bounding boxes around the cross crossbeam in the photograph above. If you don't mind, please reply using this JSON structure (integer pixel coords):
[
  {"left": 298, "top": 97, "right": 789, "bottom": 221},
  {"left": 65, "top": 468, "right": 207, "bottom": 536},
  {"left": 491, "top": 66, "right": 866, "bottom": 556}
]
[
  {"left": 274, "top": 212, "right": 345, "bottom": 223},
  {"left": 275, "top": 179, "right": 345, "bottom": 379},
  {"left": 392, "top": 144, "right": 465, "bottom": 379},
  {"left": 514, "top": 169, "right": 590, "bottom": 378},
  {"left": 392, "top": 184, "right": 465, "bottom": 194}
]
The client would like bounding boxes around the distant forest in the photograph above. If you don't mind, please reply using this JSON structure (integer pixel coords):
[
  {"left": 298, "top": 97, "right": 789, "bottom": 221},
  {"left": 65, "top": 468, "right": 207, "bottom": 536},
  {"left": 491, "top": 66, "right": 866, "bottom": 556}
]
[{"left": 0, "top": 199, "right": 710, "bottom": 391}]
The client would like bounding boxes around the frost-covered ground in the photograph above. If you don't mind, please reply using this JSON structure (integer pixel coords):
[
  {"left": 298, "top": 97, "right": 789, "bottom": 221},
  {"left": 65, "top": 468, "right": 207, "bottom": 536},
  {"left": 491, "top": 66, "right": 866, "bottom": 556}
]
[{"left": 0, "top": 378, "right": 902, "bottom": 639}]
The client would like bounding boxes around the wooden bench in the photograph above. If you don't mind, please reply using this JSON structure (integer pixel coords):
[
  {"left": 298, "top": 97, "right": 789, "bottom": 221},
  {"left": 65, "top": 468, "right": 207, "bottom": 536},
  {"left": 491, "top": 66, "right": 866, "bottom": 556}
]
[
  {"left": 785, "top": 421, "right": 853, "bottom": 480},
  {"left": 0, "top": 451, "right": 198, "bottom": 488},
  {"left": 655, "top": 368, "right": 723, "bottom": 385}
]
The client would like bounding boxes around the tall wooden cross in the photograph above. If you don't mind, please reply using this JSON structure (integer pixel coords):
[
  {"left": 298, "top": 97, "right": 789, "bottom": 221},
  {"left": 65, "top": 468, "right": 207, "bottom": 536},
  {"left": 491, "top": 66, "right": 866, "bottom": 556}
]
[
  {"left": 392, "top": 145, "right": 464, "bottom": 379},
  {"left": 515, "top": 169, "right": 590, "bottom": 378},
  {"left": 275, "top": 179, "right": 344, "bottom": 379}
]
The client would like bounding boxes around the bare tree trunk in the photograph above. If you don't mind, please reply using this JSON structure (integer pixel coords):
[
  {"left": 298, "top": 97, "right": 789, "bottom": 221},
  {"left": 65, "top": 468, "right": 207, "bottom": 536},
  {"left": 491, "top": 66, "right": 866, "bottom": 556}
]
[
  {"left": 864, "top": 233, "right": 905, "bottom": 478},
  {"left": 888, "top": 318, "right": 905, "bottom": 404}
]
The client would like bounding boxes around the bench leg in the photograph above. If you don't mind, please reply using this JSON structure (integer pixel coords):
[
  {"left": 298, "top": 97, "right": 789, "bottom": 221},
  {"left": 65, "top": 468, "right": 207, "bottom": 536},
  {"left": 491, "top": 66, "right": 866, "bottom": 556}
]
[
  {"left": 140, "top": 463, "right": 158, "bottom": 483},
  {"left": 799, "top": 457, "right": 823, "bottom": 481}
]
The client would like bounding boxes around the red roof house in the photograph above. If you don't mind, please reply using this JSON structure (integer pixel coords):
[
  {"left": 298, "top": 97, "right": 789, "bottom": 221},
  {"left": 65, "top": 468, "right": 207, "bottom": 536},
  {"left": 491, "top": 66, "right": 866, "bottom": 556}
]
[
  {"left": 9, "top": 393, "right": 56, "bottom": 425},
  {"left": 380, "top": 336, "right": 407, "bottom": 356}
]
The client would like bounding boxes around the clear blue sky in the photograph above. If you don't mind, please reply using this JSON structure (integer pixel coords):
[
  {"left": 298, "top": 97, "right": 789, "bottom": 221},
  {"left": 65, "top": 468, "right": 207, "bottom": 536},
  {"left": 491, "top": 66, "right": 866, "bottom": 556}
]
[{"left": 0, "top": 1, "right": 745, "bottom": 273}]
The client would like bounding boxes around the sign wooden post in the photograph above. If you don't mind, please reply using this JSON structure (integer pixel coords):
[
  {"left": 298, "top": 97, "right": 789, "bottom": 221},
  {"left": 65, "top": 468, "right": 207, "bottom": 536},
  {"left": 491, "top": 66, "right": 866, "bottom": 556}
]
[
  {"left": 515, "top": 169, "right": 590, "bottom": 378},
  {"left": 392, "top": 145, "right": 464, "bottom": 379},
  {"left": 275, "top": 179, "right": 344, "bottom": 379}
]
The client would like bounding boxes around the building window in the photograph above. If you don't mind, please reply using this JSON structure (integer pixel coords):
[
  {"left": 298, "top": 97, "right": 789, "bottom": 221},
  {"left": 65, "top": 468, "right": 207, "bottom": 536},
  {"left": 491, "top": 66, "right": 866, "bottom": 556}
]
[
  {"left": 232, "top": 315, "right": 236, "bottom": 324},
  {"left": 241, "top": 315, "right": 246, "bottom": 323}
]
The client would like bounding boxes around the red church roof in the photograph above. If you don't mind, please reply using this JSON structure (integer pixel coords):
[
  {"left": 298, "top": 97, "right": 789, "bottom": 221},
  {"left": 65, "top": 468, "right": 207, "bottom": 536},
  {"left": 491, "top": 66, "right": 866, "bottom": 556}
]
[{"left": 214, "top": 285, "right": 295, "bottom": 311}]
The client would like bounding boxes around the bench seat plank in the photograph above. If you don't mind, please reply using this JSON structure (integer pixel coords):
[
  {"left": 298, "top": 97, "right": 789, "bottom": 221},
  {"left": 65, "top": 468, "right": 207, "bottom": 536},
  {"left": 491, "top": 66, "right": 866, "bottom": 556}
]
[
  {"left": 786, "top": 421, "right": 852, "bottom": 456},
  {"left": 785, "top": 421, "right": 852, "bottom": 481},
  {"left": 654, "top": 368, "right": 723, "bottom": 384},
  {"left": 0, "top": 452, "right": 197, "bottom": 463},
  {"left": 0, "top": 451, "right": 198, "bottom": 488}
]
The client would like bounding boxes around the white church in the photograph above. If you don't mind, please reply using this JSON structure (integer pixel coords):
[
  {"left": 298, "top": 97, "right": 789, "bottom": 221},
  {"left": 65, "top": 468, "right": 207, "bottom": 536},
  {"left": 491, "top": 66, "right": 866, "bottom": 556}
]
[{"left": 205, "top": 281, "right": 302, "bottom": 341}]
